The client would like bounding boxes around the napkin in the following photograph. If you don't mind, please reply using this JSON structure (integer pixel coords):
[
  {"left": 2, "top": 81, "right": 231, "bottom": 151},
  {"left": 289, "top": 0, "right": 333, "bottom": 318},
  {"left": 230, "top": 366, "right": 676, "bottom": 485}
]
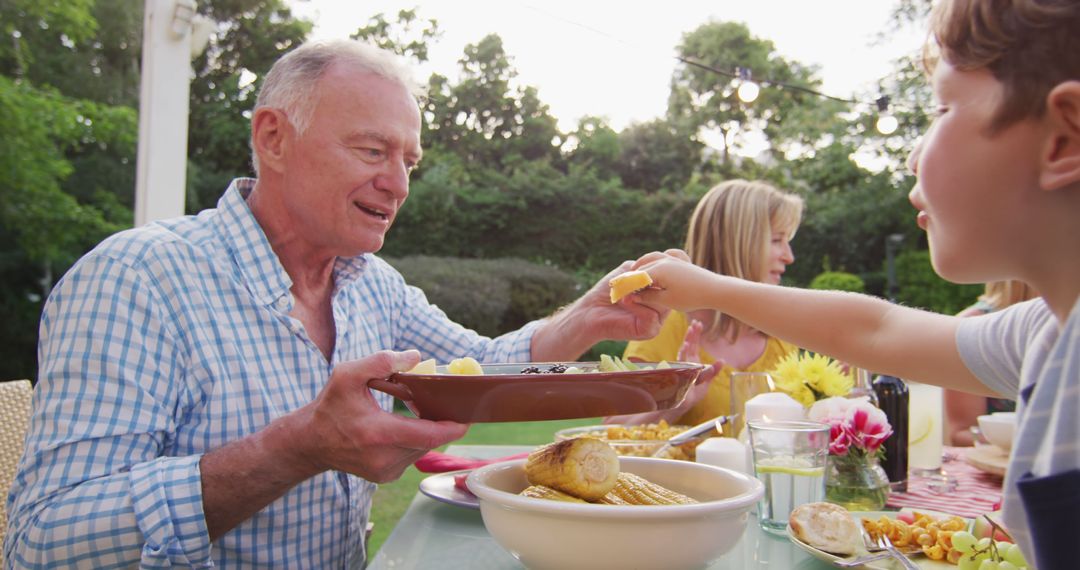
[{"left": 414, "top": 450, "right": 531, "bottom": 474}]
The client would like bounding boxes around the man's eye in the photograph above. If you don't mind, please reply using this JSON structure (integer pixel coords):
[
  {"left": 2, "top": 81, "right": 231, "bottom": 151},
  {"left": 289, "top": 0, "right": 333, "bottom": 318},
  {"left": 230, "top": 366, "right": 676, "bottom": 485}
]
[{"left": 357, "top": 148, "right": 384, "bottom": 159}]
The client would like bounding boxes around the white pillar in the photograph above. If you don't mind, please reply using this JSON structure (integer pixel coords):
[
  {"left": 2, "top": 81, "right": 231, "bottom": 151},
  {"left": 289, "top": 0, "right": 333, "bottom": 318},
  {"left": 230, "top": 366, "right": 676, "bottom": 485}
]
[{"left": 134, "top": 0, "right": 198, "bottom": 226}]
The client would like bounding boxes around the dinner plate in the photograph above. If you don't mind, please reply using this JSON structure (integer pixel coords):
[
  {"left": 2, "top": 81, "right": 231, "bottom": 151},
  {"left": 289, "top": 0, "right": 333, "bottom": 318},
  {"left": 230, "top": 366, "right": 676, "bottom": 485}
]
[
  {"left": 373, "top": 361, "right": 704, "bottom": 423},
  {"left": 963, "top": 445, "right": 1008, "bottom": 477},
  {"left": 418, "top": 470, "right": 480, "bottom": 510},
  {"left": 787, "top": 511, "right": 966, "bottom": 569}
]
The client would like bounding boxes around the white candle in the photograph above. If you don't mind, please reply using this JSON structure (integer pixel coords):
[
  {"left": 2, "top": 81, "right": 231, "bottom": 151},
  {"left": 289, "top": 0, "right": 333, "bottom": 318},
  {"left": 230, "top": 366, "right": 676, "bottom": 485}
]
[
  {"left": 743, "top": 392, "right": 805, "bottom": 424},
  {"left": 695, "top": 437, "right": 750, "bottom": 475}
]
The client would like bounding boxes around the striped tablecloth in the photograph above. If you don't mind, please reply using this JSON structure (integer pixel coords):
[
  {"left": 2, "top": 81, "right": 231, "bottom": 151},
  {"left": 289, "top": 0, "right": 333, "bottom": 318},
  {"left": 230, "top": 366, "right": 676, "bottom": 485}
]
[{"left": 885, "top": 446, "right": 1004, "bottom": 518}]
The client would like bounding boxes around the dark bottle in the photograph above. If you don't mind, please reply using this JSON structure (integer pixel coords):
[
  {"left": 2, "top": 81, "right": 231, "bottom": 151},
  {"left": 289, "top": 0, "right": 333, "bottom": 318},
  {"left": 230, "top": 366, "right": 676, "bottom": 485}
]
[{"left": 872, "top": 375, "right": 909, "bottom": 492}]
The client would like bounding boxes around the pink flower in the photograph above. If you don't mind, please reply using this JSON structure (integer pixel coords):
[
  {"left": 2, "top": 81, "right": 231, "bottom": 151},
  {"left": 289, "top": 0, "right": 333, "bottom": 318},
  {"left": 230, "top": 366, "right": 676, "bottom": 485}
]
[{"left": 807, "top": 397, "right": 892, "bottom": 457}]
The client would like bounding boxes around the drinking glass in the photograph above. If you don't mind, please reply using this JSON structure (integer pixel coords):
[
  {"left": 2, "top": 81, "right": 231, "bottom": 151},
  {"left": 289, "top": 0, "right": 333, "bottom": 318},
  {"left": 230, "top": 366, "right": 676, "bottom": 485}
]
[
  {"left": 729, "top": 372, "right": 774, "bottom": 439},
  {"left": 907, "top": 380, "right": 958, "bottom": 491},
  {"left": 907, "top": 380, "right": 944, "bottom": 472},
  {"left": 747, "top": 420, "right": 829, "bottom": 535}
]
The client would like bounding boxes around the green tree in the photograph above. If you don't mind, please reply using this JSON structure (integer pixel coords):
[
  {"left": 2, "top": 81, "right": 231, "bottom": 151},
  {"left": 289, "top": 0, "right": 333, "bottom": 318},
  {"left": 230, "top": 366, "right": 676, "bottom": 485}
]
[{"left": 667, "top": 21, "right": 847, "bottom": 166}]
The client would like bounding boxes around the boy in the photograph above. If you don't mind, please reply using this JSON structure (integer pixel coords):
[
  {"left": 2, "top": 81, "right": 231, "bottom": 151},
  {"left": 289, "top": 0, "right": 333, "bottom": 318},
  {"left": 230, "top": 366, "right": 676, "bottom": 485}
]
[{"left": 632, "top": 1, "right": 1080, "bottom": 568}]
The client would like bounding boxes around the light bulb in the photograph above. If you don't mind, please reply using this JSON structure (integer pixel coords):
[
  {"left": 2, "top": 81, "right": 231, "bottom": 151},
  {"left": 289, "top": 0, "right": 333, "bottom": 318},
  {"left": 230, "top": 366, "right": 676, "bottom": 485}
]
[
  {"left": 876, "top": 114, "right": 898, "bottom": 135},
  {"left": 737, "top": 81, "right": 760, "bottom": 103}
]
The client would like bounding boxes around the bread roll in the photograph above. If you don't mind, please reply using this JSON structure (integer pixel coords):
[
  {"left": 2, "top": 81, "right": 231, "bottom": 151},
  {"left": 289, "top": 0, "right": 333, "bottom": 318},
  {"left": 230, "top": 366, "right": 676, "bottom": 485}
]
[{"left": 789, "top": 502, "right": 860, "bottom": 555}]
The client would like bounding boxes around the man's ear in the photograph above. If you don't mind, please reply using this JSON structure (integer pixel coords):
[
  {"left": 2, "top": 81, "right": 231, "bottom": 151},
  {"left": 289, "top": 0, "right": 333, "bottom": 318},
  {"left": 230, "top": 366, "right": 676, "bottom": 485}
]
[
  {"left": 1040, "top": 80, "right": 1080, "bottom": 191},
  {"left": 251, "top": 108, "right": 290, "bottom": 174}
]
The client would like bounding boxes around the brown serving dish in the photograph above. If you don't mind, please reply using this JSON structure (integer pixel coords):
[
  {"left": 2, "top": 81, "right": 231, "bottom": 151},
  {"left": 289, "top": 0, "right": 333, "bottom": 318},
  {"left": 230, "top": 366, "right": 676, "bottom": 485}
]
[{"left": 371, "top": 362, "right": 704, "bottom": 423}]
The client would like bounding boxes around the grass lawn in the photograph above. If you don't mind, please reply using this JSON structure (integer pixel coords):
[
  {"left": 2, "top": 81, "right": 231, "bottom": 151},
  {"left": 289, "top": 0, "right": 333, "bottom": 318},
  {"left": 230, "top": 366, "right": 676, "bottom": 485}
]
[{"left": 367, "top": 416, "right": 601, "bottom": 555}]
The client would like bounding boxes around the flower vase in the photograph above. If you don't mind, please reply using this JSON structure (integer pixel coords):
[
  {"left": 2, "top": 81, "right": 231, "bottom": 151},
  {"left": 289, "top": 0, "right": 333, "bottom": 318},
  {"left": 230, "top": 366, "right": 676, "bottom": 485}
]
[{"left": 825, "top": 454, "right": 890, "bottom": 511}]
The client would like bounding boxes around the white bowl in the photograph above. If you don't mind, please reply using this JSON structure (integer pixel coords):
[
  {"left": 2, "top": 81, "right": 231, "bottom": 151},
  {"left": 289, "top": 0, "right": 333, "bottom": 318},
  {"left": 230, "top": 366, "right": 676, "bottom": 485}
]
[
  {"left": 466, "top": 456, "right": 764, "bottom": 570},
  {"left": 978, "top": 412, "right": 1016, "bottom": 451}
]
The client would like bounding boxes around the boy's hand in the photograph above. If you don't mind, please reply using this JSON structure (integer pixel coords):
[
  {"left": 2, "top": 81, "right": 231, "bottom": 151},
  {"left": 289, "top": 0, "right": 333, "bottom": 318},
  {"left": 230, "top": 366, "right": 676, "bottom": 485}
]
[{"left": 630, "top": 250, "right": 724, "bottom": 313}]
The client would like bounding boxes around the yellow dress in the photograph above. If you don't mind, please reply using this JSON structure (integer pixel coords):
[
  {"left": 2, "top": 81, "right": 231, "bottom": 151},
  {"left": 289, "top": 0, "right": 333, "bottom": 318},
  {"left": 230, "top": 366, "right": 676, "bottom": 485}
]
[{"left": 623, "top": 311, "right": 796, "bottom": 426}]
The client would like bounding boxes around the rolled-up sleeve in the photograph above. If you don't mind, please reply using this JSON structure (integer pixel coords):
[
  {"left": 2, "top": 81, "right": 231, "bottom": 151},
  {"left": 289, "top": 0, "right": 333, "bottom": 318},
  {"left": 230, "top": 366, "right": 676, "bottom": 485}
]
[{"left": 4, "top": 253, "right": 212, "bottom": 568}]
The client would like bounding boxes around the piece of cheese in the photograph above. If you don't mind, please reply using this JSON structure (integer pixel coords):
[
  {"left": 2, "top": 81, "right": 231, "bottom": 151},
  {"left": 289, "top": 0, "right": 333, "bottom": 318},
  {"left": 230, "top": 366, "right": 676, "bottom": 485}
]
[{"left": 608, "top": 270, "right": 653, "bottom": 303}]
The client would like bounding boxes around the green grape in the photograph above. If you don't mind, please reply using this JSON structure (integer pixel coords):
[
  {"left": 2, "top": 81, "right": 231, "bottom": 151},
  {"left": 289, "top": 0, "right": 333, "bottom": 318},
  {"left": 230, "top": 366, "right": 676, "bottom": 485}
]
[
  {"left": 958, "top": 556, "right": 983, "bottom": 570},
  {"left": 978, "top": 559, "right": 1000, "bottom": 570},
  {"left": 976, "top": 537, "right": 993, "bottom": 550},
  {"left": 952, "top": 531, "right": 978, "bottom": 553},
  {"left": 995, "top": 541, "right": 1012, "bottom": 553},
  {"left": 997, "top": 562, "right": 1019, "bottom": 570},
  {"left": 1003, "top": 543, "right": 1028, "bottom": 567}
]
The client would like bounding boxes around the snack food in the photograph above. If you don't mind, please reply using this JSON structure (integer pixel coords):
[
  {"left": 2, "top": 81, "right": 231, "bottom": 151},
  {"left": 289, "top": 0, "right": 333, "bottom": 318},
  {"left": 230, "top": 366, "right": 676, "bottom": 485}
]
[
  {"left": 521, "top": 439, "right": 698, "bottom": 506},
  {"left": 862, "top": 510, "right": 967, "bottom": 562},
  {"left": 788, "top": 502, "right": 860, "bottom": 556},
  {"left": 609, "top": 270, "right": 653, "bottom": 303},
  {"left": 525, "top": 438, "right": 620, "bottom": 501}
]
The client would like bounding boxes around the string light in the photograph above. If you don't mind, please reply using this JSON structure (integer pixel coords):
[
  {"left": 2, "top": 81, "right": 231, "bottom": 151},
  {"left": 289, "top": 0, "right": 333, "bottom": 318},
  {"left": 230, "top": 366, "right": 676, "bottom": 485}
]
[
  {"left": 874, "top": 96, "right": 899, "bottom": 135},
  {"left": 735, "top": 67, "right": 760, "bottom": 103}
]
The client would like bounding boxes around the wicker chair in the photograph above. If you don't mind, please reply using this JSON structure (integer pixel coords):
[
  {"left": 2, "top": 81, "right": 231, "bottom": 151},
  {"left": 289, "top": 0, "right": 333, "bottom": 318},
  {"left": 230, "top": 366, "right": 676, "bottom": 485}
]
[{"left": 0, "top": 380, "right": 32, "bottom": 546}]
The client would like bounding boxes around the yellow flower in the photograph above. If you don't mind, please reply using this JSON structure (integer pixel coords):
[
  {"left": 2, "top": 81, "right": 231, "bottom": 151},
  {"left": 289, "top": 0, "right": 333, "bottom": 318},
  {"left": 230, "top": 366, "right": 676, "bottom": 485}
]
[{"left": 769, "top": 350, "right": 853, "bottom": 406}]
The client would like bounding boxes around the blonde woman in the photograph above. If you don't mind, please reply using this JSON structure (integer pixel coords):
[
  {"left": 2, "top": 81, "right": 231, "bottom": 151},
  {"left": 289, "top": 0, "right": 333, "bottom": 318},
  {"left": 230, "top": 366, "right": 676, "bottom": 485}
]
[
  {"left": 607, "top": 179, "right": 804, "bottom": 426},
  {"left": 946, "top": 280, "right": 1038, "bottom": 445}
]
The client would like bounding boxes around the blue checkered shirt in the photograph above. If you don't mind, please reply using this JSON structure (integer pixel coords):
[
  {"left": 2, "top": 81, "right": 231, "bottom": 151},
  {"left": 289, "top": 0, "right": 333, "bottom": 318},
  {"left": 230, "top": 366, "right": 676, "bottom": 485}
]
[{"left": 4, "top": 179, "right": 539, "bottom": 568}]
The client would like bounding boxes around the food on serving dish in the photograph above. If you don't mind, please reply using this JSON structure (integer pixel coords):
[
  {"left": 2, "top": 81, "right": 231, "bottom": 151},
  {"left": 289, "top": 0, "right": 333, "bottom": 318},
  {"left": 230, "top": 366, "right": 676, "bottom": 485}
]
[
  {"left": 520, "top": 363, "right": 585, "bottom": 374},
  {"left": 520, "top": 440, "right": 698, "bottom": 506},
  {"left": 519, "top": 485, "right": 588, "bottom": 503},
  {"left": 595, "top": 472, "right": 697, "bottom": 505},
  {"left": 608, "top": 270, "right": 653, "bottom": 303},
  {"left": 862, "top": 510, "right": 968, "bottom": 562},
  {"left": 407, "top": 358, "right": 438, "bottom": 375},
  {"left": 788, "top": 502, "right": 860, "bottom": 556},
  {"left": 447, "top": 356, "right": 484, "bottom": 375},
  {"left": 557, "top": 421, "right": 706, "bottom": 461},
  {"left": 525, "top": 438, "right": 620, "bottom": 501}
]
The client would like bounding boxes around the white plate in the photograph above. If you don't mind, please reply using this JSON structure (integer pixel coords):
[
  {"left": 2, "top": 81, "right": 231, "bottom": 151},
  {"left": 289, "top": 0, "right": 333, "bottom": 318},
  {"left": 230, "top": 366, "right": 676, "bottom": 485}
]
[
  {"left": 964, "top": 445, "right": 1009, "bottom": 477},
  {"left": 418, "top": 470, "right": 479, "bottom": 510},
  {"left": 787, "top": 511, "right": 965, "bottom": 569}
]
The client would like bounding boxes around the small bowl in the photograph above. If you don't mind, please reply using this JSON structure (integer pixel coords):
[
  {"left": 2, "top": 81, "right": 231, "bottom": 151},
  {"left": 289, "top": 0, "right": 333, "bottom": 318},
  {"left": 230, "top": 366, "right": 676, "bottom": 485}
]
[
  {"left": 977, "top": 412, "right": 1016, "bottom": 451},
  {"left": 554, "top": 424, "right": 712, "bottom": 461},
  {"left": 466, "top": 456, "right": 764, "bottom": 570}
]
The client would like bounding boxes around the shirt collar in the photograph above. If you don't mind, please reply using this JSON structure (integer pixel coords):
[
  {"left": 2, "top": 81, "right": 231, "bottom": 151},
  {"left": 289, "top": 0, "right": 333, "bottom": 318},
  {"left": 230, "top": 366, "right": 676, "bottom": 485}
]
[{"left": 213, "top": 178, "right": 371, "bottom": 307}]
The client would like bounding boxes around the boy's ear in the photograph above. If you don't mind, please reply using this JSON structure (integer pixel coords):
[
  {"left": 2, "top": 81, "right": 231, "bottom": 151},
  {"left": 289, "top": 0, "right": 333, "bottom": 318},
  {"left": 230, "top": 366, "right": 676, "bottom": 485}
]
[
  {"left": 1040, "top": 80, "right": 1080, "bottom": 191},
  {"left": 251, "top": 108, "right": 290, "bottom": 175}
]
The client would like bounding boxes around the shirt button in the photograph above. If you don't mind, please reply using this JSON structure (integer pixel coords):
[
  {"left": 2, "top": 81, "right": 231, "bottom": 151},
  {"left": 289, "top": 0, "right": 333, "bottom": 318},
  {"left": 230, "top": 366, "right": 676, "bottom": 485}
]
[{"left": 275, "top": 298, "right": 289, "bottom": 310}]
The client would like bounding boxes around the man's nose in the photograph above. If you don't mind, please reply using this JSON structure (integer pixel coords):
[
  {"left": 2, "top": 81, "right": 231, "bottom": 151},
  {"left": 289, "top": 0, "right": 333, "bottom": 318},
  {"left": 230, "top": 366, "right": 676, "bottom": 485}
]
[{"left": 375, "top": 161, "right": 410, "bottom": 200}]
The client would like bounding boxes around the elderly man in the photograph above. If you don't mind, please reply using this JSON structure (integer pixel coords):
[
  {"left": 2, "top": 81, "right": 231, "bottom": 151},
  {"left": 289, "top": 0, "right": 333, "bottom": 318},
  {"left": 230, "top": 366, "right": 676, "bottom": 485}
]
[{"left": 4, "top": 40, "right": 665, "bottom": 568}]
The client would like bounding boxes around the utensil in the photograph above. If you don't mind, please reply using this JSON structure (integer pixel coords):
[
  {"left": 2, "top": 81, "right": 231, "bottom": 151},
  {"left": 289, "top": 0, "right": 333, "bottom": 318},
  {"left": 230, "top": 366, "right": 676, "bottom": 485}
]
[
  {"left": 833, "top": 552, "right": 893, "bottom": 568},
  {"left": 875, "top": 531, "right": 921, "bottom": 570},
  {"left": 649, "top": 415, "right": 727, "bottom": 457}
]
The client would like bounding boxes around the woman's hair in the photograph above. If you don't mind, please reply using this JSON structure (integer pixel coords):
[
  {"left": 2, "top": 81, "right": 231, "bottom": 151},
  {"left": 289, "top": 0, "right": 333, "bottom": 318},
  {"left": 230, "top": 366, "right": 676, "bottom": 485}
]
[
  {"left": 684, "top": 179, "right": 803, "bottom": 341},
  {"left": 251, "top": 39, "right": 425, "bottom": 171},
  {"left": 979, "top": 280, "right": 1039, "bottom": 311},
  {"left": 927, "top": 0, "right": 1080, "bottom": 133}
]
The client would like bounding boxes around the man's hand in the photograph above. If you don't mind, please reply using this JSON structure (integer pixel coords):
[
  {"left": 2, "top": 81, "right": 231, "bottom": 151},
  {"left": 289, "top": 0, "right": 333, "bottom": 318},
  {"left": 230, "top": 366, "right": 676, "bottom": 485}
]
[
  {"left": 200, "top": 350, "right": 469, "bottom": 539},
  {"left": 530, "top": 261, "right": 672, "bottom": 361},
  {"left": 287, "top": 350, "right": 469, "bottom": 483}
]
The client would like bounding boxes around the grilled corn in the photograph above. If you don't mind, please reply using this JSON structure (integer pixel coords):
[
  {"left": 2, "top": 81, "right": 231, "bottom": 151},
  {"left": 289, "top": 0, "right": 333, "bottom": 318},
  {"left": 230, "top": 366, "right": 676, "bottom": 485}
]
[
  {"left": 525, "top": 438, "right": 620, "bottom": 501},
  {"left": 598, "top": 472, "right": 698, "bottom": 505},
  {"left": 519, "top": 485, "right": 588, "bottom": 503}
]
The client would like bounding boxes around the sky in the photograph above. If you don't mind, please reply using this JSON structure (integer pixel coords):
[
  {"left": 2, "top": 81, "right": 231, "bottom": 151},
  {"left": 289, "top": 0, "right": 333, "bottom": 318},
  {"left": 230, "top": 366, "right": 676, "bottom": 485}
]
[{"left": 290, "top": 0, "right": 926, "bottom": 133}]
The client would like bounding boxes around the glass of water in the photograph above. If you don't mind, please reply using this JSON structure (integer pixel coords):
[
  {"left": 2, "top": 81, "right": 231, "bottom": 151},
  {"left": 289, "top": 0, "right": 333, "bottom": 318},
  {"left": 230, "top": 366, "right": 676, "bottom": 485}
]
[{"left": 747, "top": 420, "right": 829, "bottom": 535}]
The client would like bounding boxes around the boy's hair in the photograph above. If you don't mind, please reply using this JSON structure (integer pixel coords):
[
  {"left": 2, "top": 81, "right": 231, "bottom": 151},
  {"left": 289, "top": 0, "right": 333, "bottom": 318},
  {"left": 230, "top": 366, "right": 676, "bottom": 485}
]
[
  {"left": 929, "top": 0, "right": 1080, "bottom": 133},
  {"left": 684, "top": 179, "right": 803, "bottom": 341}
]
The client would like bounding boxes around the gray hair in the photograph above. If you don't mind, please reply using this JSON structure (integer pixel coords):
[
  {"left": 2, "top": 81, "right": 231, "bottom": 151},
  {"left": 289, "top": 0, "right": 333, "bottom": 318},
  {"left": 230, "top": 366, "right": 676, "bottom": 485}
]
[{"left": 250, "top": 39, "right": 426, "bottom": 173}]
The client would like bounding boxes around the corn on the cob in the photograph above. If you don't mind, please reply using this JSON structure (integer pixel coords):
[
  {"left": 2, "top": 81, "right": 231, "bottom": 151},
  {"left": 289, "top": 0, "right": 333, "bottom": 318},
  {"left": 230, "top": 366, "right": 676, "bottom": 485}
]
[
  {"left": 599, "top": 472, "right": 698, "bottom": 505},
  {"left": 519, "top": 485, "right": 588, "bottom": 503},
  {"left": 525, "top": 438, "right": 620, "bottom": 501}
]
